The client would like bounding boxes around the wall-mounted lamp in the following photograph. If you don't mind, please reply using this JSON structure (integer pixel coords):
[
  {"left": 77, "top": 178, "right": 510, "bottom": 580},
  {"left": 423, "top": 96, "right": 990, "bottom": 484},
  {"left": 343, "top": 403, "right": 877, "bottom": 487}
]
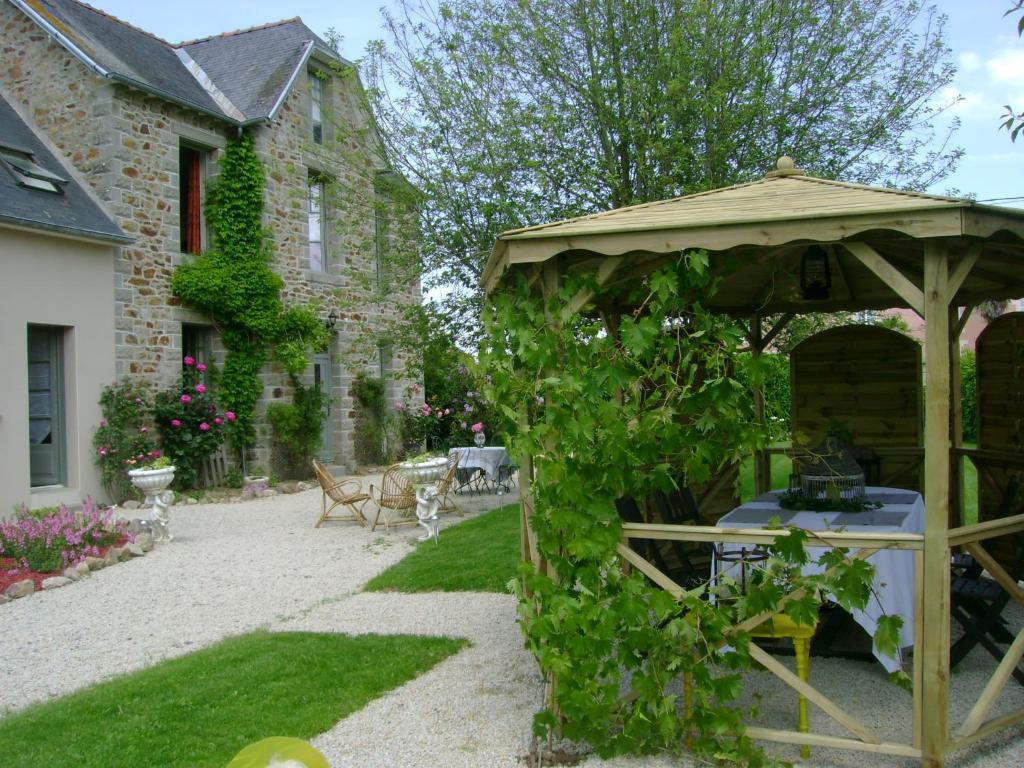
[
  {"left": 324, "top": 309, "right": 338, "bottom": 331},
  {"left": 800, "top": 245, "right": 831, "bottom": 301}
]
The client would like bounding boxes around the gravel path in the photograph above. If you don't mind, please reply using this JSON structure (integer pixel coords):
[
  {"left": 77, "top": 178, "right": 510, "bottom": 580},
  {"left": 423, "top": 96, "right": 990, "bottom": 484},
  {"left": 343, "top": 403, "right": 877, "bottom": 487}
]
[{"left": 2, "top": 477, "right": 1023, "bottom": 768}]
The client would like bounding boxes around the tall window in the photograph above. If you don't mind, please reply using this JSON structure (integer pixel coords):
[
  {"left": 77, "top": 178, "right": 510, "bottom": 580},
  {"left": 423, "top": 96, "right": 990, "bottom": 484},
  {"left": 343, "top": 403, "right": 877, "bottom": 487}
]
[
  {"left": 308, "top": 171, "right": 325, "bottom": 272},
  {"left": 27, "top": 325, "right": 65, "bottom": 487},
  {"left": 182, "top": 324, "right": 214, "bottom": 376},
  {"left": 179, "top": 144, "right": 205, "bottom": 253},
  {"left": 310, "top": 74, "right": 323, "bottom": 144}
]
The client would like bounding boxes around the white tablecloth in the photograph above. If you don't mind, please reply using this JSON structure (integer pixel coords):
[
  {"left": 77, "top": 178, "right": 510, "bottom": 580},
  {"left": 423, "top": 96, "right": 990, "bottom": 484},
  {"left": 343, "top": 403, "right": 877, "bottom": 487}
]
[
  {"left": 449, "top": 447, "right": 512, "bottom": 479},
  {"left": 715, "top": 487, "right": 924, "bottom": 672}
]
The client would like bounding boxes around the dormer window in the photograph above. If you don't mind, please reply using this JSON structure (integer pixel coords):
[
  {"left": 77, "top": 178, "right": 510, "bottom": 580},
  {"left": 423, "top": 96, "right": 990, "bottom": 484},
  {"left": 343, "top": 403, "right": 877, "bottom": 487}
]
[
  {"left": 0, "top": 144, "right": 66, "bottom": 194},
  {"left": 310, "top": 73, "right": 324, "bottom": 144}
]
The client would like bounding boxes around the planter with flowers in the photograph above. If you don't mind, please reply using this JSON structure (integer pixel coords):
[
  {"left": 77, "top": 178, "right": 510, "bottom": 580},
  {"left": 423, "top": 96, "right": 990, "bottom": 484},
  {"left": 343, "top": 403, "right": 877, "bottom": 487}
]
[
  {"left": 127, "top": 455, "right": 176, "bottom": 540},
  {"left": 397, "top": 452, "right": 449, "bottom": 541}
]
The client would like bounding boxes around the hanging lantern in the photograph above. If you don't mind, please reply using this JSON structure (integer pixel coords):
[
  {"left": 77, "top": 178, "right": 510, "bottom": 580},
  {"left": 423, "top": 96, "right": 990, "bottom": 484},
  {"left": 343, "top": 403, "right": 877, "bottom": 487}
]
[{"left": 800, "top": 245, "right": 831, "bottom": 300}]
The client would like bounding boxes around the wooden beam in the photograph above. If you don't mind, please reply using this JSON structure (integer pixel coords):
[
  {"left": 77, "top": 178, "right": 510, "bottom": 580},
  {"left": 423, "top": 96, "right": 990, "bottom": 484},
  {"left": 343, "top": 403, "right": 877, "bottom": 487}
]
[
  {"left": 615, "top": 542, "right": 686, "bottom": 599},
  {"left": 744, "top": 727, "right": 920, "bottom": 758},
  {"left": 948, "top": 243, "right": 982, "bottom": 297},
  {"left": 561, "top": 256, "right": 624, "bottom": 321},
  {"left": 955, "top": 626, "right": 1024, "bottom": 739},
  {"left": 913, "top": 549, "right": 924, "bottom": 749},
  {"left": 944, "top": 707, "right": 1024, "bottom": 752},
  {"left": 747, "top": 644, "right": 883, "bottom": 744},
  {"left": 844, "top": 241, "right": 925, "bottom": 317},
  {"left": 921, "top": 240, "right": 952, "bottom": 768},
  {"left": 954, "top": 306, "right": 975, "bottom": 340},
  {"left": 829, "top": 245, "right": 854, "bottom": 302},
  {"left": 761, "top": 313, "right": 794, "bottom": 351},
  {"left": 949, "top": 513, "right": 1024, "bottom": 546},
  {"left": 950, "top": 306, "right": 965, "bottom": 527},
  {"left": 620, "top": 522, "right": 925, "bottom": 550},
  {"left": 964, "top": 541, "right": 1024, "bottom": 606}
]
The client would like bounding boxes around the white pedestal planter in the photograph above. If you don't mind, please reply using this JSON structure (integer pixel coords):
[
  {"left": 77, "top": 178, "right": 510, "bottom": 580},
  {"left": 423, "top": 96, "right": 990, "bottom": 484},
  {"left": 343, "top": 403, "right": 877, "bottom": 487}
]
[
  {"left": 397, "top": 458, "right": 448, "bottom": 542},
  {"left": 128, "top": 466, "right": 176, "bottom": 541}
]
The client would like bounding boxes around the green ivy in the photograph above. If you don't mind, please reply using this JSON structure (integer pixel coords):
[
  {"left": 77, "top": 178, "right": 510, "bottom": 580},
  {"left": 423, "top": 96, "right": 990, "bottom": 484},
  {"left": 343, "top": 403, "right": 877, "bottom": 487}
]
[
  {"left": 266, "top": 376, "right": 328, "bottom": 478},
  {"left": 172, "top": 134, "right": 329, "bottom": 449},
  {"left": 352, "top": 373, "right": 386, "bottom": 464},
  {"left": 481, "top": 256, "right": 905, "bottom": 763}
]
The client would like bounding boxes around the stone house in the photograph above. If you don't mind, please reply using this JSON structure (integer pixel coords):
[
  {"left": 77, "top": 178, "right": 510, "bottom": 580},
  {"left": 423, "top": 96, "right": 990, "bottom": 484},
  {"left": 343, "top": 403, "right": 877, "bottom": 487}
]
[
  {"left": 1, "top": 0, "right": 420, "bottom": 495},
  {"left": 0, "top": 86, "right": 128, "bottom": 514}
]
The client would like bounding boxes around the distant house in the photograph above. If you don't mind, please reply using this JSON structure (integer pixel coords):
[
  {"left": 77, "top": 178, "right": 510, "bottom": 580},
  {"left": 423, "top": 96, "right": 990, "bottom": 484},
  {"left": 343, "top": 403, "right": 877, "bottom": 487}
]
[
  {"left": 0, "top": 0, "right": 420, "bottom": 502},
  {"left": 0, "top": 88, "right": 129, "bottom": 513}
]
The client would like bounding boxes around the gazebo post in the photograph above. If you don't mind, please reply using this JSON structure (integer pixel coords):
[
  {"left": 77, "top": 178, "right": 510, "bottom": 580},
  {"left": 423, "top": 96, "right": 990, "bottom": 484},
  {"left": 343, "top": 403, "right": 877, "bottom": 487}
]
[
  {"left": 749, "top": 313, "right": 771, "bottom": 495},
  {"left": 921, "top": 242, "right": 953, "bottom": 767}
]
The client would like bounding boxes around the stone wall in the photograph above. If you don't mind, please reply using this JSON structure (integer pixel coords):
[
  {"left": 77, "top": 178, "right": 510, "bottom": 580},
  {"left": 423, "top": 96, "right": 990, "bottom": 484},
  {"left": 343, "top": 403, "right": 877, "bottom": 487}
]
[
  {"left": 1, "top": 5, "right": 421, "bottom": 475},
  {"left": 253, "top": 60, "right": 420, "bottom": 470}
]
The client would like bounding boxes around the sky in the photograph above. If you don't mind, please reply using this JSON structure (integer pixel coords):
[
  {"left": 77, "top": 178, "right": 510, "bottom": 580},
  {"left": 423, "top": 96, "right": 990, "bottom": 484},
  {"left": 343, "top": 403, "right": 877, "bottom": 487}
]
[{"left": 84, "top": 0, "right": 1024, "bottom": 206}]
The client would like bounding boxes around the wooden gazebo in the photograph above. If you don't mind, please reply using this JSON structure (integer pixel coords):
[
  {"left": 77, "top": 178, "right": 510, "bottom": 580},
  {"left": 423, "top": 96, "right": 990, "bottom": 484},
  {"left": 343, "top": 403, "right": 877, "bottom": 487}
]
[{"left": 483, "top": 158, "right": 1024, "bottom": 767}]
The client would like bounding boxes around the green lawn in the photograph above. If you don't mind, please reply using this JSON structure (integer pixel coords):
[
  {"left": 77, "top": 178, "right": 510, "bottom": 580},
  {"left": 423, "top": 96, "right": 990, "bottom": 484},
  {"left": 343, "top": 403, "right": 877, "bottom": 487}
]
[
  {"left": 0, "top": 631, "right": 465, "bottom": 768},
  {"left": 365, "top": 504, "right": 520, "bottom": 593}
]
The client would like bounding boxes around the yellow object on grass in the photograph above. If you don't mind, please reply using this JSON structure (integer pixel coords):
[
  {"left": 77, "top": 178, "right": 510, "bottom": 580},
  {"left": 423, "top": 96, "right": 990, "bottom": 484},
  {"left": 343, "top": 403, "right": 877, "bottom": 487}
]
[{"left": 226, "top": 737, "right": 329, "bottom": 768}]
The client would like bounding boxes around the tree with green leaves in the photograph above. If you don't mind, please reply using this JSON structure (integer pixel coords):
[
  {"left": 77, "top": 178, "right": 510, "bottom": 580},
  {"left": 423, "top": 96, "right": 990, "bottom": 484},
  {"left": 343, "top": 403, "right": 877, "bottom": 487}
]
[{"left": 364, "top": 0, "right": 960, "bottom": 339}]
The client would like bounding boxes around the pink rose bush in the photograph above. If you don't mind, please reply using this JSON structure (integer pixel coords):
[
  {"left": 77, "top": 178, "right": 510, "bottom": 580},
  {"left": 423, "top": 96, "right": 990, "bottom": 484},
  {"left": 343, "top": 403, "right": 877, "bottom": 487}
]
[{"left": 151, "top": 357, "right": 231, "bottom": 489}]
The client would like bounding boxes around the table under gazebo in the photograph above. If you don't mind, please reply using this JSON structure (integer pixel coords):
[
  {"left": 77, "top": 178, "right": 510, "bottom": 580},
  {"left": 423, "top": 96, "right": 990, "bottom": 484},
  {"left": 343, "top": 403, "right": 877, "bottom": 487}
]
[{"left": 483, "top": 157, "right": 1024, "bottom": 767}]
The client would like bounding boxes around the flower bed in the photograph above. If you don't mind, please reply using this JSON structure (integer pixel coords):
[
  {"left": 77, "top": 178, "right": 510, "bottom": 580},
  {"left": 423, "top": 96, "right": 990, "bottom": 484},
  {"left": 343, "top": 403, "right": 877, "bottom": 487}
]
[{"left": 0, "top": 500, "right": 133, "bottom": 597}]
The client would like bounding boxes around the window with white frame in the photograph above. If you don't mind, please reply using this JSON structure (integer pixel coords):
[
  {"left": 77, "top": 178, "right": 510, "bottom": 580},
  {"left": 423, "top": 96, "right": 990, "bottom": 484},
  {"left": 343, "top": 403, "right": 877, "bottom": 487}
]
[
  {"left": 310, "top": 73, "right": 324, "bottom": 144},
  {"left": 308, "top": 171, "right": 325, "bottom": 272}
]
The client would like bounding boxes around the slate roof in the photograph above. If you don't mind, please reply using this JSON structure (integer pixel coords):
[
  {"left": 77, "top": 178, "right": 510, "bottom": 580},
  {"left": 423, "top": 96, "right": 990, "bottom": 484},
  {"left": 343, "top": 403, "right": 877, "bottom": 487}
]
[
  {"left": 18, "top": 0, "right": 225, "bottom": 116},
  {"left": 183, "top": 19, "right": 331, "bottom": 121},
  {"left": 0, "top": 92, "right": 128, "bottom": 243},
  {"left": 11, "top": 0, "right": 339, "bottom": 124}
]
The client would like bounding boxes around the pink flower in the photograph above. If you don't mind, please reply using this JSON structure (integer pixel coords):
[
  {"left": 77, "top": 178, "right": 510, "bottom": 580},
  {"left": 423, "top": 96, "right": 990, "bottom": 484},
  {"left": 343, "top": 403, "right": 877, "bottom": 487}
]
[
  {"left": 445, "top": 408, "right": 452, "bottom": 415},
  {"left": 214, "top": 417, "right": 223, "bottom": 425},
  {"left": 180, "top": 394, "right": 191, "bottom": 404},
  {"left": 98, "top": 447, "right": 108, "bottom": 457},
  {"left": 152, "top": 450, "right": 161, "bottom": 458},
  {"left": 196, "top": 363, "right": 207, "bottom": 373},
  {"left": 139, "top": 427, "right": 148, "bottom": 434},
  {"left": 170, "top": 419, "right": 181, "bottom": 428},
  {"left": 421, "top": 403, "right": 431, "bottom": 416},
  {"left": 395, "top": 400, "right": 404, "bottom": 410},
  {"left": 471, "top": 422, "right": 484, "bottom": 433},
  {"left": 225, "top": 411, "right": 236, "bottom": 422},
  {"left": 195, "top": 384, "right": 206, "bottom": 394},
  {"left": 99, "top": 420, "right": 107, "bottom": 428},
  {"left": 183, "top": 356, "right": 195, "bottom": 367},
  {"left": 199, "top": 422, "right": 210, "bottom": 431}
]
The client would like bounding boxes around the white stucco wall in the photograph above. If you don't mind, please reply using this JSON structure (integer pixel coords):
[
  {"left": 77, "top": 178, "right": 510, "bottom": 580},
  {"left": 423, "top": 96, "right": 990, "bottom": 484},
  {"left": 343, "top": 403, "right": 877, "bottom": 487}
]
[{"left": 0, "top": 226, "right": 116, "bottom": 515}]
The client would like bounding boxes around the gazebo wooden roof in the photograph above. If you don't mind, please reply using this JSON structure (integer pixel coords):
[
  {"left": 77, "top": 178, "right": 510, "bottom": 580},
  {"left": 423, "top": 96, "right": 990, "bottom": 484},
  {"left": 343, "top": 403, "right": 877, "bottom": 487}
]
[
  {"left": 484, "top": 157, "right": 1024, "bottom": 315},
  {"left": 486, "top": 158, "right": 1024, "bottom": 768}
]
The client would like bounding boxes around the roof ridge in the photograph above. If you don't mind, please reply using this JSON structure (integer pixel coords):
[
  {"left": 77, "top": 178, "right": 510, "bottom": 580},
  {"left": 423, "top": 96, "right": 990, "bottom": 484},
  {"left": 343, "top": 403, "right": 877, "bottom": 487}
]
[
  {"left": 177, "top": 17, "right": 304, "bottom": 47},
  {"left": 502, "top": 178, "right": 768, "bottom": 237},
  {"left": 64, "top": 0, "right": 175, "bottom": 47},
  {"left": 792, "top": 174, "right": 969, "bottom": 204}
]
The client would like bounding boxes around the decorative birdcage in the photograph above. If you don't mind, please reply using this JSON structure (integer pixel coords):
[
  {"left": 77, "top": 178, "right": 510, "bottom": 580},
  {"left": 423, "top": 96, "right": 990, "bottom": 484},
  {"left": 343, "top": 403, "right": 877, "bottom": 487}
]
[{"left": 791, "top": 430, "right": 865, "bottom": 501}]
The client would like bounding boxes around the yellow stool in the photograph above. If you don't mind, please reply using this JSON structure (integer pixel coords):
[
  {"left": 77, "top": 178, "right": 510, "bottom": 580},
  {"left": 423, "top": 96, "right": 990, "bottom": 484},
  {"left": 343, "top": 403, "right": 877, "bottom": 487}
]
[
  {"left": 681, "top": 614, "right": 816, "bottom": 759},
  {"left": 751, "top": 614, "right": 817, "bottom": 759}
]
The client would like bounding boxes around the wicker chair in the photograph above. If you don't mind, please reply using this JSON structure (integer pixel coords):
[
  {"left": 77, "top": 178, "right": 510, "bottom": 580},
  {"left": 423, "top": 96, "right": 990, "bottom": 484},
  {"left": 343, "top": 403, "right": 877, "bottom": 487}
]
[
  {"left": 435, "top": 453, "right": 463, "bottom": 515},
  {"left": 369, "top": 464, "right": 418, "bottom": 533},
  {"left": 312, "top": 459, "right": 371, "bottom": 528}
]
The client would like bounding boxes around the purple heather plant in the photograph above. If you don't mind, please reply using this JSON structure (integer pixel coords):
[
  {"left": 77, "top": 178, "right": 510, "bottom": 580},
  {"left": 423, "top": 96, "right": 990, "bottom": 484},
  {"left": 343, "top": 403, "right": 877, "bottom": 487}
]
[{"left": 0, "top": 498, "right": 131, "bottom": 573}]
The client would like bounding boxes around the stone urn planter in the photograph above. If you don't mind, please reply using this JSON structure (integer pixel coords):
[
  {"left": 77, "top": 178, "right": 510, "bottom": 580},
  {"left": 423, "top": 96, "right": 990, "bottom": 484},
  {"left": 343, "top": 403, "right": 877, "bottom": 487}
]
[
  {"left": 397, "top": 457, "right": 449, "bottom": 542},
  {"left": 397, "top": 457, "right": 448, "bottom": 485},
  {"left": 128, "top": 466, "right": 176, "bottom": 542}
]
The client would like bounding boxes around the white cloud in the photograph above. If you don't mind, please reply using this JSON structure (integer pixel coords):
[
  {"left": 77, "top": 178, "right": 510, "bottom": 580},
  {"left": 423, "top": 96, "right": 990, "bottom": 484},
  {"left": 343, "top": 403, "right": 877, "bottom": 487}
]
[
  {"left": 934, "top": 85, "right": 989, "bottom": 117},
  {"left": 986, "top": 48, "right": 1024, "bottom": 85},
  {"left": 959, "top": 52, "right": 982, "bottom": 72}
]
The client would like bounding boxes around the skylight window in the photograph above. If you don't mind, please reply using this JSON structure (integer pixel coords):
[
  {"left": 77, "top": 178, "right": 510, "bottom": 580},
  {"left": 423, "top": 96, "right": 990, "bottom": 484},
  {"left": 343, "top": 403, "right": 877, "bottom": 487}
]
[{"left": 0, "top": 145, "right": 67, "bottom": 194}]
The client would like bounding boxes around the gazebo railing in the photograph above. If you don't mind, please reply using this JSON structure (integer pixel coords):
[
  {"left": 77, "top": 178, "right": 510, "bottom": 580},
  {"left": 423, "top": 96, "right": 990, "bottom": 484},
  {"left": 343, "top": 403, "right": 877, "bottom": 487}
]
[
  {"left": 945, "top": 514, "right": 1024, "bottom": 751},
  {"left": 619, "top": 522, "right": 926, "bottom": 758}
]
